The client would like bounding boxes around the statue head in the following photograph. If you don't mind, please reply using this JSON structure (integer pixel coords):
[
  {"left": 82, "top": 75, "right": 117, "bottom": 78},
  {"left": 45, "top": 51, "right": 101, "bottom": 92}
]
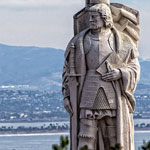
[{"left": 88, "top": 3, "right": 113, "bottom": 30}]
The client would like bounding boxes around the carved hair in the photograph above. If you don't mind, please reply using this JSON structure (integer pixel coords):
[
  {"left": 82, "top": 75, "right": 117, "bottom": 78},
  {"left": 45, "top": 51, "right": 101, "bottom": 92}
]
[{"left": 89, "top": 3, "right": 113, "bottom": 28}]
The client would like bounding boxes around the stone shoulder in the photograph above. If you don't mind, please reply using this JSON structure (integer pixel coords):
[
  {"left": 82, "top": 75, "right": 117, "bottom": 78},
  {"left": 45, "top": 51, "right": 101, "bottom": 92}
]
[{"left": 64, "top": 29, "right": 89, "bottom": 58}]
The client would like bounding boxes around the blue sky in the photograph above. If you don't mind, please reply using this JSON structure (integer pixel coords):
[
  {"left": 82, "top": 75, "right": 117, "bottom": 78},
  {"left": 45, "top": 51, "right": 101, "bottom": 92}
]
[{"left": 0, "top": 0, "right": 149, "bottom": 58}]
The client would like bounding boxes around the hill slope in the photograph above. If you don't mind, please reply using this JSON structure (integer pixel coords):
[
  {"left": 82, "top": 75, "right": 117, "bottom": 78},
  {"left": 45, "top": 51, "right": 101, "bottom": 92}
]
[{"left": 0, "top": 44, "right": 64, "bottom": 90}]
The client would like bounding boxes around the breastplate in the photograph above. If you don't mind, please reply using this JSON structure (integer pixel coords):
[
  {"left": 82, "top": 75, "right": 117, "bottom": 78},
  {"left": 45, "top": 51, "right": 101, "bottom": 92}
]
[
  {"left": 85, "top": 37, "right": 99, "bottom": 70},
  {"left": 84, "top": 31, "right": 113, "bottom": 71}
]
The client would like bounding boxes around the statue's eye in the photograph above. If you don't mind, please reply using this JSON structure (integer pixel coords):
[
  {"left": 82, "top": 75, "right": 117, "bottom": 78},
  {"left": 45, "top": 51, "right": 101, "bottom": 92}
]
[{"left": 92, "top": 15, "right": 97, "bottom": 19}]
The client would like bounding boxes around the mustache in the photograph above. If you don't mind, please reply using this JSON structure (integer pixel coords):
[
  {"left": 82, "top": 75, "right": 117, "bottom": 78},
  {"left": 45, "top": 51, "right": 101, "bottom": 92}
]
[{"left": 90, "top": 22, "right": 97, "bottom": 26}]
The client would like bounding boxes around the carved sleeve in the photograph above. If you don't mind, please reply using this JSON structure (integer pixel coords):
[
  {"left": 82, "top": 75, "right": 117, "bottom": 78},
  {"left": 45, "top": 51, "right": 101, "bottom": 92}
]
[
  {"left": 120, "top": 58, "right": 140, "bottom": 90},
  {"left": 62, "top": 55, "right": 70, "bottom": 100},
  {"left": 119, "top": 47, "right": 140, "bottom": 111}
]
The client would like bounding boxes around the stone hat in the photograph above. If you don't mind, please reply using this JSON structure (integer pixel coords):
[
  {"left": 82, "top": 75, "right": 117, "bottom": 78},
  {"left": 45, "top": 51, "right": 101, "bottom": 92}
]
[{"left": 87, "top": 0, "right": 110, "bottom": 5}]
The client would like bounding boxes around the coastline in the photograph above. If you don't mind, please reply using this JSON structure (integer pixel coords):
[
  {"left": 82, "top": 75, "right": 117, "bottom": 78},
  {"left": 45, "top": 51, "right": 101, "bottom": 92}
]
[
  {"left": 1, "top": 119, "right": 150, "bottom": 136},
  {"left": 0, "top": 131, "right": 69, "bottom": 137},
  {"left": 1, "top": 129, "right": 150, "bottom": 136}
]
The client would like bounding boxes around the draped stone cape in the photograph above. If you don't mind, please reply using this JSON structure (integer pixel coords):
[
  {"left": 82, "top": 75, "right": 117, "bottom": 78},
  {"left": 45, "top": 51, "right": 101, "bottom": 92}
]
[{"left": 62, "top": 27, "right": 140, "bottom": 150}]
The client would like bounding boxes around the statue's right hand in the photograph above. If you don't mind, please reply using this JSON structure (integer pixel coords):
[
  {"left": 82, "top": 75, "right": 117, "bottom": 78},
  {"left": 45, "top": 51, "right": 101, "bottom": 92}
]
[{"left": 64, "top": 98, "right": 73, "bottom": 116}]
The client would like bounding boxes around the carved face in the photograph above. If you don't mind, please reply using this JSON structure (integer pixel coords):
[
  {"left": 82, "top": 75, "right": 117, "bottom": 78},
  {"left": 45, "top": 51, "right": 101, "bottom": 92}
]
[{"left": 89, "top": 11, "right": 104, "bottom": 30}]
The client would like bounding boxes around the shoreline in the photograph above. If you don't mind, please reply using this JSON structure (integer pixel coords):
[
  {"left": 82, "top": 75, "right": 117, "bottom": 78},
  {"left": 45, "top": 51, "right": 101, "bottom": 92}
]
[
  {"left": 0, "top": 131, "right": 69, "bottom": 137},
  {"left": 0, "top": 129, "right": 150, "bottom": 136}
]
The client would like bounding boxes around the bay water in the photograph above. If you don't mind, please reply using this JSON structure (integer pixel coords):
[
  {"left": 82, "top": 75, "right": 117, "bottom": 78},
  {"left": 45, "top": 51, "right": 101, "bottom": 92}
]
[
  {"left": 0, "top": 120, "right": 150, "bottom": 150},
  {"left": 0, "top": 131, "right": 150, "bottom": 150}
]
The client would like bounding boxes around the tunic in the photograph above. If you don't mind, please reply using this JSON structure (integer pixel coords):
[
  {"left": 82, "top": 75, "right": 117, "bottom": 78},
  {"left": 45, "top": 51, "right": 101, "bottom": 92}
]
[{"left": 80, "top": 31, "right": 117, "bottom": 111}]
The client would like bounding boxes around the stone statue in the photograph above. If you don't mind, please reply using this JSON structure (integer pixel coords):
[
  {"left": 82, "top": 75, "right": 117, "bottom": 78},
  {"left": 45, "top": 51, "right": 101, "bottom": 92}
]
[{"left": 62, "top": 0, "right": 140, "bottom": 149}]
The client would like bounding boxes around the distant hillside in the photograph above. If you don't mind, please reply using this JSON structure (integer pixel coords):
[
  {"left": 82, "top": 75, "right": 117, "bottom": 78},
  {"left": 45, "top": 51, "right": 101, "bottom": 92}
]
[
  {"left": 0, "top": 43, "right": 149, "bottom": 93},
  {"left": 139, "top": 60, "right": 150, "bottom": 85},
  {"left": 0, "top": 44, "right": 64, "bottom": 90}
]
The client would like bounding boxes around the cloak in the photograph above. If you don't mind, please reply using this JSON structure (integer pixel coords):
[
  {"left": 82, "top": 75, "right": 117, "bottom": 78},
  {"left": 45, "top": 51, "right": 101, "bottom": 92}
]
[{"left": 62, "top": 27, "right": 140, "bottom": 150}]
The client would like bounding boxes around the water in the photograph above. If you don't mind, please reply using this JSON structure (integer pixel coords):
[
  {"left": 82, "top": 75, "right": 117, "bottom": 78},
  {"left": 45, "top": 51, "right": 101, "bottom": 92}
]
[
  {"left": 0, "top": 131, "right": 150, "bottom": 150},
  {"left": 0, "top": 120, "right": 150, "bottom": 150},
  {"left": 0, "top": 133, "right": 69, "bottom": 150},
  {"left": 135, "top": 131, "right": 150, "bottom": 150}
]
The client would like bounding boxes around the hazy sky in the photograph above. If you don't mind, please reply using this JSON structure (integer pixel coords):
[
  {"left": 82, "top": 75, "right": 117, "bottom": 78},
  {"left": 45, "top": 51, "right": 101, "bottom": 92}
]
[{"left": 0, "top": 0, "right": 149, "bottom": 58}]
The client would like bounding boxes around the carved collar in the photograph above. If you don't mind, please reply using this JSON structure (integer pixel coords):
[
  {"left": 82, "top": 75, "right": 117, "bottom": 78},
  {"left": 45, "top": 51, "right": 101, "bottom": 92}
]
[{"left": 89, "top": 29, "right": 112, "bottom": 41}]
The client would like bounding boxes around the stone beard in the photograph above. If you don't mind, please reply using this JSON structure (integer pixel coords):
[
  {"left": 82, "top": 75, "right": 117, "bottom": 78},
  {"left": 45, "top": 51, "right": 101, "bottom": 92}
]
[{"left": 62, "top": 2, "right": 140, "bottom": 150}]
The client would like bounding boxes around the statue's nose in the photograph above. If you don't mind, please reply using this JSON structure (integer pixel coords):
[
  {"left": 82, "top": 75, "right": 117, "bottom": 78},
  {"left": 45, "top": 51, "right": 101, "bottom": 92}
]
[{"left": 89, "top": 16, "right": 94, "bottom": 22}]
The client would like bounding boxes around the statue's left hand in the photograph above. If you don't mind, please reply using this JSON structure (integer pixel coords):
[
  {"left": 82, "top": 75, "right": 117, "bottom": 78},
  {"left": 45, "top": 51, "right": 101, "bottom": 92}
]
[{"left": 102, "top": 69, "right": 121, "bottom": 81}]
